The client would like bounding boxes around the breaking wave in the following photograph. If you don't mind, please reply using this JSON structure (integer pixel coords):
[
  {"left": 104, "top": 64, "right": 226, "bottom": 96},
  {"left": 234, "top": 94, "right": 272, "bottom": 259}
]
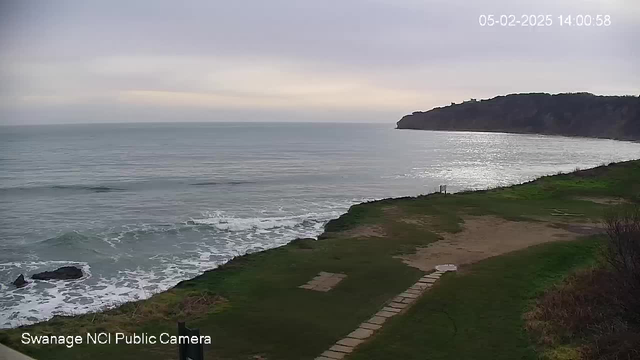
[
  {"left": 0, "top": 205, "right": 352, "bottom": 329},
  {"left": 187, "top": 211, "right": 338, "bottom": 232}
]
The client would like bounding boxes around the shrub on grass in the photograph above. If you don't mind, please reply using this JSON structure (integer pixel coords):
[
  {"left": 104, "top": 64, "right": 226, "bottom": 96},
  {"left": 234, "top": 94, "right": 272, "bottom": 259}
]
[
  {"left": 525, "top": 267, "right": 640, "bottom": 360},
  {"left": 525, "top": 206, "right": 640, "bottom": 359},
  {"left": 603, "top": 205, "right": 640, "bottom": 320}
]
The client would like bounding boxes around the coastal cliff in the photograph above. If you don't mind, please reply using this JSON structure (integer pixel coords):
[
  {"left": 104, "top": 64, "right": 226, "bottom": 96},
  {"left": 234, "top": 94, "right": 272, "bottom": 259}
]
[{"left": 396, "top": 93, "right": 640, "bottom": 140}]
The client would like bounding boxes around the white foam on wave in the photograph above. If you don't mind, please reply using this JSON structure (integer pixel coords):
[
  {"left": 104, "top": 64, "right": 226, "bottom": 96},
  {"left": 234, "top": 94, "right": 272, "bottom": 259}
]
[
  {"left": 189, "top": 210, "right": 340, "bottom": 232},
  {"left": 0, "top": 204, "right": 359, "bottom": 329},
  {"left": 0, "top": 261, "right": 92, "bottom": 328},
  {"left": 0, "top": 260, "right": 195, "bottom": 329}
]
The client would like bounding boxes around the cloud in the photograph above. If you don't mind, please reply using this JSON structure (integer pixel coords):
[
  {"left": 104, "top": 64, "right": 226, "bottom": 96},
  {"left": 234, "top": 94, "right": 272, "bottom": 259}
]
[{"left": 0, "top": 0, "right": 638, "bottom": 124}]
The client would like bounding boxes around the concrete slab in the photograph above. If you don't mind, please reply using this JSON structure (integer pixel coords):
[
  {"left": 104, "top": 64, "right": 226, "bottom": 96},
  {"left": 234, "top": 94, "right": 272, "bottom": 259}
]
[
  {"left": 0, "top": 344, "right": 35, "bottom": 360},
  {"left": 329, "top": 344, "right": 353, "bottom": 353},
  {"left": 388, "top": 301, "right": 407, "bottom": 309},
  {"left": 300, "top": 272, "right": 347, "bottom": 292},
  {"left": 399, "top": 292, "right": 418, "bottom": 298},
  {"left": 348, "top": 328, "right": 374, "bottom": 339},
  {"left": 382, "top": 306, "right": 401, "bottom": 313},
  {"left": 321, "top": 350, "right": 346, "bottom": 359},
  {"left": 360, "top": 322, "right": 382, "bottom": 330},
  {"left": 337, "top": 338, "right": 364, "bottom": 347},
  {"left": 367, "top": 316, "right": 387, "bottom": 325},
  {"left": 375, "top": 310, "right": 396, "bottom": 318}
]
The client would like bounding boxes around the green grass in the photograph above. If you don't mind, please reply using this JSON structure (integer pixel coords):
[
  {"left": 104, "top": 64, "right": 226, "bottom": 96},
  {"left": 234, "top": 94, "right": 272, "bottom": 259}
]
[
  {"left": 350, "top": 237, "right": 603, "bottom": 360},
  {"left": 1, "top": 217, "right": 437, "bottom": 360},
  {"left": 322, "top": 201, "right": 386, "bottom": 233},
  {"left": 1, "top": 160, "right": 639, "bottom": 359}
]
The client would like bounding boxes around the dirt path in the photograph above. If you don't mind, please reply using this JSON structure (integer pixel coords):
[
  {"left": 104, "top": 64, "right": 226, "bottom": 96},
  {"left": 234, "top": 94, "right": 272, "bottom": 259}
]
[{"left": 399, "top": 216, "right": 602, "bottom": 272}]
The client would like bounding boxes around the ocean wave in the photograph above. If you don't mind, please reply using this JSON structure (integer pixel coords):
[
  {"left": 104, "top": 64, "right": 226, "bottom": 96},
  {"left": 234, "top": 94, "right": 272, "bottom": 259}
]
[
  {"left": 51, "top": 185, "right": 124, "bottom": 193},
  {"left": 38, "top": 232, "right": 90, "bottom": 247},
  {"left": 0, "top": 261, "right": 154, "bottom": 329},
  {"left": 1, "top": 180, "right": 254, "bottom": 194},
  {"left": 0, "top": 206, "right": 351, "bottom": 329},
  {"left": 190, "top": 180, "right": 255, "bottom": 186},
  {"left": 187, "top": 211, "right": 338, "bottom": 232},
  {"left": 0, "top": 184, "right": 124, "bottom": 194}
]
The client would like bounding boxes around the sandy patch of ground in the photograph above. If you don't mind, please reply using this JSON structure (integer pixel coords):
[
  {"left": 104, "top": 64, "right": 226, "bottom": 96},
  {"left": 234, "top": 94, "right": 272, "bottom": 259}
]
[
  {"left": 399, "top": 215, "right": 434, "bottom": 226},
  {"left": 382, "top": 206, "right": 402, "bottom": 216},
  {"left": 575, "top": 196, "right": 628, "bottom": 205},
  {"left": 399, "top": 216, "right": 602, "bottom": 272},
  {"left": 341, "top": 225, "right": 387, "bottom": 238},
  {"left": 299, "top": 271, "right": 347, "bottom": 292}
]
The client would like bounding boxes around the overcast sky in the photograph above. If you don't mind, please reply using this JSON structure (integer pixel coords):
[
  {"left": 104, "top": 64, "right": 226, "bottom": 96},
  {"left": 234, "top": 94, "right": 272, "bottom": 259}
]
[{"left": 0, "top": 0, "right": 638, "bottom": 125}]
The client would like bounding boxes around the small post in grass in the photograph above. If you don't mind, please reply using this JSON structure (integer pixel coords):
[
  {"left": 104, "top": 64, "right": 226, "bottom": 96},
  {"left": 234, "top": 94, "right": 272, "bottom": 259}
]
[
  {"left": 439, "top": 184, "right": 447, "bottom": 195},
  {"left": 178, "top": 322, "right": 204, "bottom": 360}
]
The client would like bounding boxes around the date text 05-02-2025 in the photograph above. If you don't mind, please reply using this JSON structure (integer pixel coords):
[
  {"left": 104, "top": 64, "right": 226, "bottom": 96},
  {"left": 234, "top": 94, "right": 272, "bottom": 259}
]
[{"left": 479, "top": 14, "right": 611, "bottom": 27}]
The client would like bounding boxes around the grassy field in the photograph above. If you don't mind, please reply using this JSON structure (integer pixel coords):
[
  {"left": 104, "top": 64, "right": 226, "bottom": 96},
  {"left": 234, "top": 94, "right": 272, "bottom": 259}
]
[
  {"left": 1, "top": 160, "right": 639, "bottom": 360},
  {"left": 349, "top": 237, "right": 602, "bottom": 360}
]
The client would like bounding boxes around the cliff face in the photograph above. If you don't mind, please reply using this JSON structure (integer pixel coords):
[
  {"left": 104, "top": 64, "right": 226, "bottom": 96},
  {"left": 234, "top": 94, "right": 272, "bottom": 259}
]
[{"left": 396, "top": 93, "right": 640, "bottom": 140}]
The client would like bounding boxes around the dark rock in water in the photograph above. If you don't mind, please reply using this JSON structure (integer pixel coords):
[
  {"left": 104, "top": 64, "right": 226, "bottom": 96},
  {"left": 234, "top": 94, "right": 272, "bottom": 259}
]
[
  {"left": 12, "top": 274, "right": 29, "bottom": 288},
  {"left": 32, "top": 266, "right": 83, "bottom": 280}
]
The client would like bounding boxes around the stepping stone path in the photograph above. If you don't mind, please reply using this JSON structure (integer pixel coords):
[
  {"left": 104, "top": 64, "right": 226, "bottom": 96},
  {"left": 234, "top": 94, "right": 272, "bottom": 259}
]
[
  {"left": 299, "top": 271, "right": 347, "bottom": 292},
  {"left": 315, "top": 264, "right": 457, "bottom": 360}
]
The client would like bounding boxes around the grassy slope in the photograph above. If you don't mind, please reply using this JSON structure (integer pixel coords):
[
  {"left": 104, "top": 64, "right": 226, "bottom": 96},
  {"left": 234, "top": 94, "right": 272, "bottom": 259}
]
[
  {"left": 350, "top": 237, "right": 602, "bottom": 360},
  {"left": 1, "top": 160, "right": 639, "bottom": 360}
]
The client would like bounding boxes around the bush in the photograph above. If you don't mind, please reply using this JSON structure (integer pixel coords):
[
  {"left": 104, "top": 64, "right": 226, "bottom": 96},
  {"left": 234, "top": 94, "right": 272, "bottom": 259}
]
[
  {"left": 525, "top": 267, "right": 640, "bottom": 360},
  {"left": 603, "top": 205, "right": 640, "bottom": 320},
  {"left": 525, "top": 207, "right": 640, "bottom": 359}
]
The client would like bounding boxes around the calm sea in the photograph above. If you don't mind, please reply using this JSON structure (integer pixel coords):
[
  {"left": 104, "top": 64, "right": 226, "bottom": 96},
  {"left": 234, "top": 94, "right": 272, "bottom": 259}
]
[{"left": 1, "top": 122, "right": 639, "bottom": 328}]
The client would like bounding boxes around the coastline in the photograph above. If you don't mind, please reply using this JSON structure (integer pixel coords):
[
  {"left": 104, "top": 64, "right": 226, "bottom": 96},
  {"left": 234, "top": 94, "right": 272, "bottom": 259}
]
[
  {"left": 395, "top": 93, "right": 640, "bottom": 142},
  {"left": 394, "top": 127, "right": 640, "bottom": 143},
  {"left": 4, "top": 122, "right": 640, "bottom": 332},
  {"left": 2, "top": 159, "right": 639, "bottom": 359}
]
